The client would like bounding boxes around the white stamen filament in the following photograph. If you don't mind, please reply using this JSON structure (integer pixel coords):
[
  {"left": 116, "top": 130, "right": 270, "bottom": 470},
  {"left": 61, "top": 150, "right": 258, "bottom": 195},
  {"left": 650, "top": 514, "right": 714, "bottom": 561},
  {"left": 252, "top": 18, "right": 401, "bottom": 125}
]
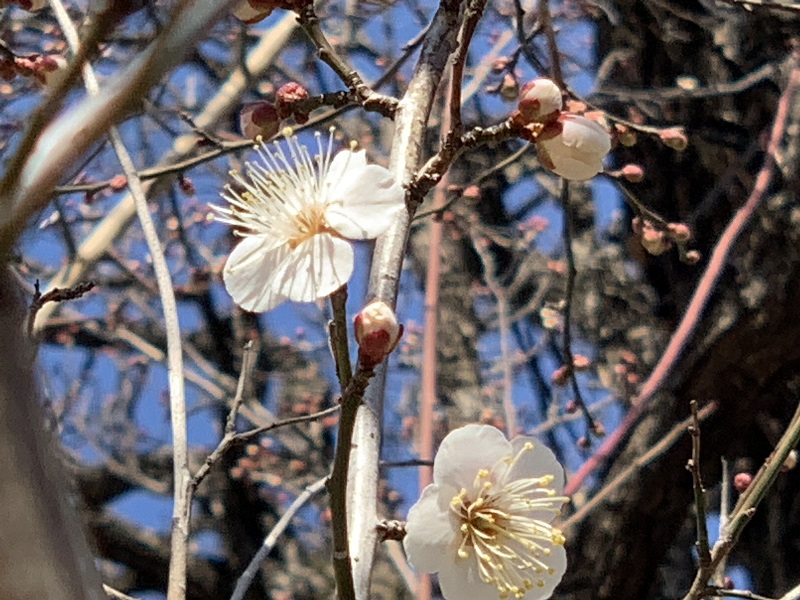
[{"left": 449, "top": 443, "right": 568, "bottom": 599}]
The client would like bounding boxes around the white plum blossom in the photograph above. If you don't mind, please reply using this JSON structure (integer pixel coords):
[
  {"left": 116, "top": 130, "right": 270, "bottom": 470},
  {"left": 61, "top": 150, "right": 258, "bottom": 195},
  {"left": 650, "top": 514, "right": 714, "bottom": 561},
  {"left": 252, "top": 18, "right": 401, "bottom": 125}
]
[
  {"left": 536, "top": 114, "right": 611, "bottom": 181},
  {"left": 518, "top": 78, "right": 563, "bottom": 124},
  {"left": 404, "top": 424, "right": 569, "bottom": 600},
  {"left": 212, "top": 129, "right": 405, "bottom": 312}
]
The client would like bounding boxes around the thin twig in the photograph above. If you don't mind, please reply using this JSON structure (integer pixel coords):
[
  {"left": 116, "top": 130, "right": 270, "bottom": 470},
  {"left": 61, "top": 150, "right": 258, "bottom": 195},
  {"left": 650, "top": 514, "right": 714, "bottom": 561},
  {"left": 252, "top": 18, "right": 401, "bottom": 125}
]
[
  {"left": 27, "top": 279, "right": 95, "bottom": 338},
  {"left": 688, "top": 400, "right": 712, "bottom": 568},
  {"left": 229, "top": 477, "right": 328, "bottom": 600},
  {"left": 563, "top": 401, "right": 717, "bottom": 532},
  {"left": 682, "top": 397, "right": 800, "bottom": 600},
  {"left": 565, "top": 60, "right": 800, "bottom": 497},
  {"left": 560, "top": 181, "right": 595, "bottom": 435}
]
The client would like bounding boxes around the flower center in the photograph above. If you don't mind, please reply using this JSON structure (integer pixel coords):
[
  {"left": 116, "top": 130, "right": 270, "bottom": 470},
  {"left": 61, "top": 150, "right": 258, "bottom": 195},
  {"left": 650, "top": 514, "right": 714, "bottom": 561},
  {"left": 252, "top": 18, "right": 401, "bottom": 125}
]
[
  {"left": 287, "top": 203, "right": 330, "bottom": 249},
  {"left": 449, "top": 443, "right": 568, "bottom": 599}
]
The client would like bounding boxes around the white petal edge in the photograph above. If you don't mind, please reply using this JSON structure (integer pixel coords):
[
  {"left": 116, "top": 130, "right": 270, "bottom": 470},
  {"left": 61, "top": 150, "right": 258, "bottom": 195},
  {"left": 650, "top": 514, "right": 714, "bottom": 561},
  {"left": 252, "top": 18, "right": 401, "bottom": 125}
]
[
  {"left": 269, "top": 233, "right": 354, "bottom": 303},
  {"left": 433, "top": 424, "right": 512, "bottom": 490},
  {"left": 436, "top": 557, "right": 509, "bottom": 600},
  {"left": 325, "top": 164, "right": 405, "bottom": 239},
  {"left": 324, "top": 149, "right": 369, "bottom": 195},
  {"left": 223, "top": 235, "right": 292, "bottom": 312},
  {"left": 403, "top": 483, "right": 459, "bottom": 574}
]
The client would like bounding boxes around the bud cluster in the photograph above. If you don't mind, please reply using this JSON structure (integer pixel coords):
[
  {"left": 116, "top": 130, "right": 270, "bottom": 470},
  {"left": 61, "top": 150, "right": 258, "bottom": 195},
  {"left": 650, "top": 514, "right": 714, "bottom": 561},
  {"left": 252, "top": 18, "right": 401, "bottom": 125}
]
[
  {"left": 632, "top": 217, "right": 698, "bottom": 261},
  {"left": 0, "top": 53, "right": 68, "bottom": 88},
  {"left": 239, "top": 82, "right": 310, "bottom": 140},
  {"left": 512, "top": 78, "right": 612, "bottom": 181}
]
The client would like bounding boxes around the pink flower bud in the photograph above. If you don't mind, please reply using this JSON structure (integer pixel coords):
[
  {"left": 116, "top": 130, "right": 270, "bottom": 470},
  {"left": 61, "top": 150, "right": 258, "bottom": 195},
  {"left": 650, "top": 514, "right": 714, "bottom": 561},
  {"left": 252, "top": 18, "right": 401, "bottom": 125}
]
[
  {"left": 239, "top": 101, "right": 280, "bottom": 140},
  {"left": 550, "top": 365, "right": 570, "bottom": 387},
  {"left": 231, "top": 0, "right": 275, "bottom": 23},
  {"left": 276, "top": 81, "right": 309, "bottom": 119},
  {"left": 733, "top": 472, "right": 752, "bottom": 493},
  {"left": 615, "top": 124, "right": 637, "bottom": 147},
  {"left": 620, "top": 163, "right": 645, "bottom": 183},
  {"left": 640, "top": 220, "right": 672, "bottom": 256},
  {"left": 683, "top": 250, "right": 701, "bottom": 265},
  {"left": 536, "top": 114, "right": 611, "bottom": 181},
  {"left": 572, "top": 354, "right": 591, "bottom": 370},
  {"left": 517, "top": 78, "right": 563, "bottom": 124},
  {"left": 354, "top": 300, "right": 403, "bottom": 368},
  {"left": 659, "top": 127, "right": 689, "bottom": 151},
  {"left": 667, "top": 222, "right": 691, "bottom": 243}
]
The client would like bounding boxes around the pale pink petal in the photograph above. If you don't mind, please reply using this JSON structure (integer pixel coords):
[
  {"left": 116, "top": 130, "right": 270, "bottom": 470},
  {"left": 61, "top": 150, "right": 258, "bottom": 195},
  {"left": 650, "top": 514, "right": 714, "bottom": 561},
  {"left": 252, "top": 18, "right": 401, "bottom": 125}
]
[
  {"left": 223, "top": 235, "right": 291, "bottom": 312},
  {"left": 508, "top": 437, "right": 566, "bottom": 496},
  {"left": 403, "top": 484, "right": 460, "bottom": 573},
  {"left": 433, "top": 424, "right": 512, "bottom": 489},
  {"left": 269, "top": 233, "right": 354, "bottom": 303}
]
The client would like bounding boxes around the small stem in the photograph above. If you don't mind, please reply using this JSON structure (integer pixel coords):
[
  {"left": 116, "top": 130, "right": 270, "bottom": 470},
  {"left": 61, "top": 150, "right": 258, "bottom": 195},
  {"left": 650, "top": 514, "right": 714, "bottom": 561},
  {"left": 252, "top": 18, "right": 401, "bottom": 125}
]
[
  {"left": 328, "top": 366, "right": 377, "bottom": 600},
  {"left": 329, "top": 286, "right": 353, "bottom": 390},
  {"left": 560, "top": 181, "right": 595, "bottom": 434},
  {"left": 688, "top": 400, "right": 712, "bottom": 568}
]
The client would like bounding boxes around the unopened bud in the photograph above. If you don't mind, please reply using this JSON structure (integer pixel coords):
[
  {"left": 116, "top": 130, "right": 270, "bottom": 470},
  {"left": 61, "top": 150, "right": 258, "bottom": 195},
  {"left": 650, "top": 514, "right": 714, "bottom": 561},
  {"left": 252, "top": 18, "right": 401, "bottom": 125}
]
[
  {"left": 354, "top": 300, "right": 403, "bottom": 368},
  {"left": 577, "top": 436, "right": 591, "bottom": 449},
  {"left": 573, "top": 354, "right": 591, "bottom": 371},
  {"left": 550, "top": 365, "right": 570, "bottom": 387},
  {"left": 517, "top": 78, "right": 563, "bottom": 124},
  {"left": 620, "top": 163, "right": 645, "bottom": 183},
  {"left": 565, "top": 400, "right": 578, "bottom": 414},
  {"left": 239, "top": 102, "right": 280, "bottom": 140},
  {"left": 640, "top": 220, "right": 672, "bottom": 256},
  {"left": 615, "top": 124, "right": 637, "bottom": 147},
  {"left": 659, "top": 127, "right": 689, "bottom": 151},
  {"left": 667, "top": 222, "right": 691, "bottom": 243},
  {"left": 276, "top": 81, "right": 310, "bottom": 119},
  {"left": 462, "top": 185, "right": 481, "bottom": 199},
  {"left": 683, "top": 250, "right": 701, "bottom": 265},
  {"left": 536, "top": 115, "right": 612, "bottom": 181},
  {"left": 733, "top": 472, "right": 752, "bottom": 493}
]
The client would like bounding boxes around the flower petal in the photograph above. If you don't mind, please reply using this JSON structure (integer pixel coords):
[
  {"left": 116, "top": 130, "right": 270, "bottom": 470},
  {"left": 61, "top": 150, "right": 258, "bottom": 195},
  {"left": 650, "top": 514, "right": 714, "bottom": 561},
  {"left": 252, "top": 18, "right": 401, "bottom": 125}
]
[
  {"left": 324, "top": 150, "right": 406, "bottom": 240},
  {"left": 437, "top": 558, "right": 507, "bottom": 600},
  {"left": 508, "top": 436, "right": 566, "bottom": 496},
  {"left": 403, "top": 483, "right": 459, "bottom": 573},
  {"left": 223, "top": 234, "right": 291, "bottom": 312},
  {"left": 531, "top": 543, "right": 568, "bottom": 600},
  {"left": 433, "top": 424, "right": 512, "bottom": 489},
  {"left": 269, "top": 233, "right": 354, "bottom": 302}
]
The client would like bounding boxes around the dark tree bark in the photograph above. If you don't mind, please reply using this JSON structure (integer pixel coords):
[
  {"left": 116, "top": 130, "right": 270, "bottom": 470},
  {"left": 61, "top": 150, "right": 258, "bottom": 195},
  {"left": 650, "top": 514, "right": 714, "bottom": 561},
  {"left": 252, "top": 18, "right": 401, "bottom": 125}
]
[{"left": 556, "top": 4, "right": 800, "bottom": 599}]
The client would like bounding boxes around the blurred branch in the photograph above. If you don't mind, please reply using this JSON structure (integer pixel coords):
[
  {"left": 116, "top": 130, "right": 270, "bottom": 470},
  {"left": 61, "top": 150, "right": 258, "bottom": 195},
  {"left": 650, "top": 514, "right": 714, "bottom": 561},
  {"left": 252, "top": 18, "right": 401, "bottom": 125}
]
[
  {"left": 230, "top": 476, "right": 328, "bottom": 600},
  {"left": 687, "top": 400, "right": 712, "bottom": 568},
  {"left": 0, "top": 269, "right": 105, "bottom": 600},
  {"left": 30, "top": 11, "right": 298, "bottom": 334}
]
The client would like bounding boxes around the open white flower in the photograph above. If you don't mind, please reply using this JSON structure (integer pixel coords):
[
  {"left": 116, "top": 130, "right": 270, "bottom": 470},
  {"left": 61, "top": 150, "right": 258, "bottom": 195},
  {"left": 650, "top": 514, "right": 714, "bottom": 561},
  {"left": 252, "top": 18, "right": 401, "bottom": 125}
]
[
  {"left": 536, "top": 114, "right": 611, "bottom": 181},
  {"left": 212, "top": 130, "right": 405, "bottom": 312},
  {"left": 404, "top": 424, "right": 569, "bottom": 600}
]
